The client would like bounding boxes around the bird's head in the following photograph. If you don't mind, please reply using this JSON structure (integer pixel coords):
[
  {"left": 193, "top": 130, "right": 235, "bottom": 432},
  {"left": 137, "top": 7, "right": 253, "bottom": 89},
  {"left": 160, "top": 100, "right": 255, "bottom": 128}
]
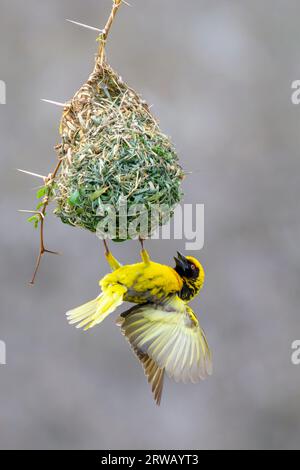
[{"left": 174, "top": 252, "right": 205, "bottom": 302}]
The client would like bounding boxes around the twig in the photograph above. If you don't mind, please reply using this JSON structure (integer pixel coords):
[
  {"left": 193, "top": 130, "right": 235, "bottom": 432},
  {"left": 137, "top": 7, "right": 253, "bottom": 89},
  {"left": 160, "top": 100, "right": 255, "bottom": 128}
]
[
  {"left": 97, "top": 0, "right": 124, "bottom": 66},
  {"left": 27, "top": 0, "right": 125, "bottom": 284},
  {"left": 29, "top": 158, "right": 63, "bottom": 285}
]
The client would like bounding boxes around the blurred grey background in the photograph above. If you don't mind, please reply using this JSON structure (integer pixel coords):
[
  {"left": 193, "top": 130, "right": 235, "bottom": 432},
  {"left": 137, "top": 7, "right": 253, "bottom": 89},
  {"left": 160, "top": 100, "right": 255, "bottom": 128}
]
[{"left": 0, "top": 0, "right": 300, "bottom": 450}]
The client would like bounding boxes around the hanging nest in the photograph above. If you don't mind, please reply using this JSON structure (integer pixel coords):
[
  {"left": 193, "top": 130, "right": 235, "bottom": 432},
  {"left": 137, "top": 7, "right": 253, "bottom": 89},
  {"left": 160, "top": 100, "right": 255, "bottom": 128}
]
[
  {"left": 22, "top": 0, "right": 185, "bottom": 283},
  {"left": 54, "top": 61, "right": 184, "bottom": 240}
]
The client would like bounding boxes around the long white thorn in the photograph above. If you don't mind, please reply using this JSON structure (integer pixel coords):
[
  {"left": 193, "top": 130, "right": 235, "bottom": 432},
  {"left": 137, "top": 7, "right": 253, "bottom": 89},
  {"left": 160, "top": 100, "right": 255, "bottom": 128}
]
[
  {"left": 41, "top": 99, "right": 67, "bottom": 108},
  {"left": 18, "top": 210, "right": 44, "bottom": 219},
  {"left": 66, "top": 19, "right": 103, "bottom": 33},
  {"left": 17, "top": 169, "right": 46, "bottom": 180}
]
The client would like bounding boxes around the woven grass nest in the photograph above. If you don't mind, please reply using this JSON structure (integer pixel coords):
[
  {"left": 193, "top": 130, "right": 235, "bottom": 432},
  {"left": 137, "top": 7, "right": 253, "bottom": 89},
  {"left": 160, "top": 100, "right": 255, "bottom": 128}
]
[
  {"left": 21, "top": 1, "right": 186, "bottom": 283},
  {"left": 54, "top": 61, "right": 184, "bottom": 240}
]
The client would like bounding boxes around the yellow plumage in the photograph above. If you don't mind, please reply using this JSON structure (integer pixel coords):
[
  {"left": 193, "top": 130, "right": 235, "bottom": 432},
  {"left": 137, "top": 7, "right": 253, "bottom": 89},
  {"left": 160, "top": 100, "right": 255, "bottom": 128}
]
[
  {"left": 67, "top": 284, "right": 127, "bottom": 331},
  {"left": 67, "top": 250, "right": 183, "bottom": 330},
  {"left": 66, "top": 248, "right": 211, "bottom": 405}
]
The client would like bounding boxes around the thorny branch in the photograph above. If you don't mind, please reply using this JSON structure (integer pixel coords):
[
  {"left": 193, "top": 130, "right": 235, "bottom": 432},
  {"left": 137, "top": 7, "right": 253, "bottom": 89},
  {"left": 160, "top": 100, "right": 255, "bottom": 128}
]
[
  {"left": 97, "top": 0, "right": 124, "bottom": 65},
  {"left": 25, "top": 0, "right": 125, "bottom": 284},
  {"left": 29, "top": 156, "right": 63, "bottom": 285}
]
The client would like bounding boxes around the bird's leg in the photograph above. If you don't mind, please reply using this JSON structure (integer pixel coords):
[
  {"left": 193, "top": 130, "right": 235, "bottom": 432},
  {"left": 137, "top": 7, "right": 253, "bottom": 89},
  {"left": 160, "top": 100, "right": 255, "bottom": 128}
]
[
  {"left": 139, "top": 237, "right": 151, "bottom": 264},
  {"left": 139, "top": 236, "right": 144, "bottom": 251},
  {"left": 103, "top": 239, "right": 109, "bottom": 256},
  {"left": 103, "top": 239, "right": 122, "bottom": 271}
]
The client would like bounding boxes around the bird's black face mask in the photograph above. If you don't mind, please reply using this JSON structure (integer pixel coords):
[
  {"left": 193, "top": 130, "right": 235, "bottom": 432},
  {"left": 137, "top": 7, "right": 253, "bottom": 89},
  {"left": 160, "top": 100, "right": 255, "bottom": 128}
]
[{"left": 174, "top": 252, "right": 199, "bottom": 280}]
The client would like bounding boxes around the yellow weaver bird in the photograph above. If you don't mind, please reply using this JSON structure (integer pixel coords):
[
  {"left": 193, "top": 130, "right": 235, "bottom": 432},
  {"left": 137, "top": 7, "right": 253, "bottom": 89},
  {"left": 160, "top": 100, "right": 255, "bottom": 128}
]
[{"left": 67, "top": 248, "right": 212, "bottom": 405}]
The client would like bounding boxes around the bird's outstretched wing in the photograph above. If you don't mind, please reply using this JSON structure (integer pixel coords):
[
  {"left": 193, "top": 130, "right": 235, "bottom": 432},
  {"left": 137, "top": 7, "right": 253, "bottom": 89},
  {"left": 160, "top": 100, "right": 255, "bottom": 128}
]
[{"left": 117, "top": 296, "right": 212, "bottom": 399}]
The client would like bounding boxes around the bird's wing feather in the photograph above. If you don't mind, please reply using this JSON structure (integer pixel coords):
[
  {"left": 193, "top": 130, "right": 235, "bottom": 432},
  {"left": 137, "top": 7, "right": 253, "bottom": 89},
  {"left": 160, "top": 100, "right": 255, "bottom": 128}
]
[
  {"left": 135, "top": 350, "right": 165, "bottom": 406},
  {"left": 118, "top": 297, "right": 212, "bottom": 385}
]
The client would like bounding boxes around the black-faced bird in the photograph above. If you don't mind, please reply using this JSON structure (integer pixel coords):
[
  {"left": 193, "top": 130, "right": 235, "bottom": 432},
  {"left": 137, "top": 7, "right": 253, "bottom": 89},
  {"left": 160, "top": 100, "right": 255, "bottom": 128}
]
[{"left": 67, "top": 249, "right": 212, "bottom": 405}]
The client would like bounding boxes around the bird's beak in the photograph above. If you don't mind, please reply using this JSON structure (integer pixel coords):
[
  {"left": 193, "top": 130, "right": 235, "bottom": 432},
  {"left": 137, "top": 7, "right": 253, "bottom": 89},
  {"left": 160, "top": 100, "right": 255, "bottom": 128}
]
[{"left": 174, "top": 252, "right": 190, "bottom": 273}]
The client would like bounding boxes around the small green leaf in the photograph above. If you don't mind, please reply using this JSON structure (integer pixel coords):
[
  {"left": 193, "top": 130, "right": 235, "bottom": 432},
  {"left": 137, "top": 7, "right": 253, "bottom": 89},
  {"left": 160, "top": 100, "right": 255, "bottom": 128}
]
[
  {"left": 27, "top": 215, "right": 40, "bottom": 229},
  {"left": 36, "top": 186, "right": 47, "bottom": 200},
  {"left": 36, "top": 201, "right": 44, "bottom": 210}
]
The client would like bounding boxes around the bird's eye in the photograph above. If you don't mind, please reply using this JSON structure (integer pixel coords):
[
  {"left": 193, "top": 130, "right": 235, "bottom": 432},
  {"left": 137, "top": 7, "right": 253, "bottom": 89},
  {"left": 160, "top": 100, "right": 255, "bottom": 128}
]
[{"left": 191, "top": 264, "right": 196, "bottom": 270}]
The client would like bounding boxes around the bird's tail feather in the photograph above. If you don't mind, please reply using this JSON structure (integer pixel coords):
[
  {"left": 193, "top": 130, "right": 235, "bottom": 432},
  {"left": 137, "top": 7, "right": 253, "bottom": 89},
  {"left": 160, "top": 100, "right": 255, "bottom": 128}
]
[{"left": 67, "top": 285, "right": 127, "bottom": 331}]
